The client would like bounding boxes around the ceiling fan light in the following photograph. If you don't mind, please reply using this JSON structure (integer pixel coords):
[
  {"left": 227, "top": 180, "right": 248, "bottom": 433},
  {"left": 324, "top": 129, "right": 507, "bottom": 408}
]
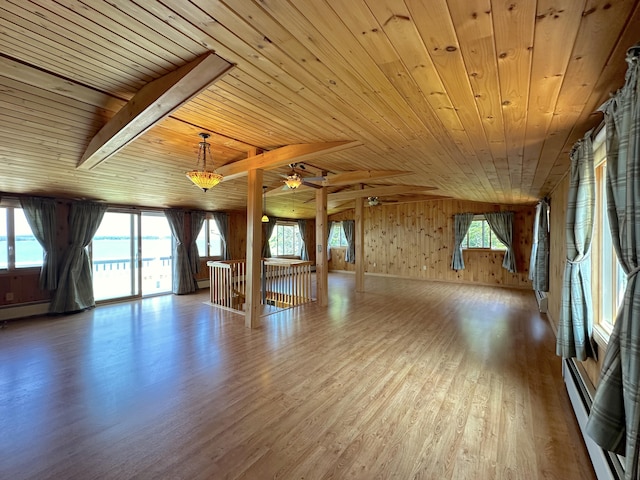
[
  {"left": 284, "top": 172, "right": 302, "bottom": 189},
  {"left": 186, "top": 132, "right": 223, "bottom": 192}
]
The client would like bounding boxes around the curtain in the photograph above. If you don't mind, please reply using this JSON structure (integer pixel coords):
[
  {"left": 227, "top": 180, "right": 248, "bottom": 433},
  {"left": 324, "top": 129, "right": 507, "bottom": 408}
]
[
  {"left": 529, "top": 203, "right": 540, "bottom": 280},
  {"left": 189, "top": 211, "right": 206, "bottom": 275},
  {"left": 451, "top": 213, "right": 474, "bottom": 270},
  {"left": 165, "top": 209, "right": 196, "bottom": 294},
  {"left": 556, "top": 130, "right": 596, "bottom": 361},
  {"left": 327, "top": 221, "right": 334, "bottom": 261},
  {"left": 484, "top": 212, "right": 517, "bottom": 273},
  {"left": 297, "top": 219, "right": 309, "bottom": 260},
  {"left": 262, "top": 217, "right": 276, "bottom": 258},
  {"left": 50, "top": 201, "right": 107, "bottom": 313},
  {"left": 587, "top": 42, "right": 640, "bottom": 478},
  {"left": 212, "top": 212, "right": 230, "bottom": 260},
  {"left": 531, "top": 200, "right": 550, "bottom": 292},
  {"left": 20, "top": 197, "right": 58, "bottom": 290},
  {"left": 343, "top": 220, "right": 355, "bottom": 264}
]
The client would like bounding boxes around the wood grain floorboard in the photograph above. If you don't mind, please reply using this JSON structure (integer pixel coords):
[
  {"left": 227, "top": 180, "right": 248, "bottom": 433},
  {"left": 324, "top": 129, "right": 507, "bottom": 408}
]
[{"left": 0, "top": 273, "right": 595, "bottom": 479}]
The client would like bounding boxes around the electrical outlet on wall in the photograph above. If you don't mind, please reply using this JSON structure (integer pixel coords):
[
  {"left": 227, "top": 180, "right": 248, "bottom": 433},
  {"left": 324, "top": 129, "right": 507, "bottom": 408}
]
[{"left": 5, "top": 292, "right": 14, "bottom": 301}]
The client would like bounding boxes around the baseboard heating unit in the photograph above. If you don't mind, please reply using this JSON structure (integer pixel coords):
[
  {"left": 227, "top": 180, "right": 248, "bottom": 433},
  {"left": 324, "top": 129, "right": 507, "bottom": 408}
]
[{"left": 563, "top": 358, "right": 624, "bottom": 480}]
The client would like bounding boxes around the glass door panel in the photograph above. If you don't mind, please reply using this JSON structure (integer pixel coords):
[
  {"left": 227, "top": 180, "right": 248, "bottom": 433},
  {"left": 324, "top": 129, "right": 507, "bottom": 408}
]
[
  {"left": 141, "top": 213, "right": 173, "bottom": 295},
  {"left": 92, "top": 212, "right": 139, "bottom": 301}
]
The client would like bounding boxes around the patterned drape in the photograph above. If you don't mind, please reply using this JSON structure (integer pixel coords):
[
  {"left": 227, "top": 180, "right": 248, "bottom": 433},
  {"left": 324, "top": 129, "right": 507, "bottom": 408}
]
[
  {"left": 20, "top": 196, "right": 58, "bottom": 290},
  {"left": 556, "top": 130, "right": 596, "bottom": 361},
  {"left": 343, "top": 220, "right": 355, "bottom": 264},
  {"left": 165, "top": 209, "right": 196, "bottom": 294},
  {"left": 530, "top": 200, "right": 550, "bottom": 292},
  {"left": 189, "top": 211, "right": 206, "bottom": 275},
  {"left": 297, "top": 219, "right": 309, "bottom": 260},
  {"left": 484, "top": 212, "right": 516, "bottom": 273},
  {"left": 50, "top": 201, "right": 107, "bottom": 313},
  {"left": 451, "top": 213, "right": 474, "bottom": 270},
  {"left": 587, "top": 42, "right": 640, "bottom": 479}
]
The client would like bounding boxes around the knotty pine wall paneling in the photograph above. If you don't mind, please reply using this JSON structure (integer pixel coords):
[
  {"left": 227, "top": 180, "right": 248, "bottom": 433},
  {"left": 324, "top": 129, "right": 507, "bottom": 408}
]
[{"left": 329, "top": 199, "right": 534, "bottom": 289}]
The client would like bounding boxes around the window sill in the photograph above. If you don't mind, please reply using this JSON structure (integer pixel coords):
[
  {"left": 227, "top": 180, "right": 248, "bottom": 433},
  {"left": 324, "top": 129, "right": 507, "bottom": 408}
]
[
  {"left": 593, "top": 324, "right": 611, "bottom": 350},
  {"left": 462, "top": 248, "right": 507, "bottom": 252}
]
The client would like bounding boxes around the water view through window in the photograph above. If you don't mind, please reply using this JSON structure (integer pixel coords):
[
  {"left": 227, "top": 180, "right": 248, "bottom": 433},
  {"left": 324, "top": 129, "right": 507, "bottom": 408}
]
[{"left": 92, "top": 212, "right": 173, "bottom": 301}]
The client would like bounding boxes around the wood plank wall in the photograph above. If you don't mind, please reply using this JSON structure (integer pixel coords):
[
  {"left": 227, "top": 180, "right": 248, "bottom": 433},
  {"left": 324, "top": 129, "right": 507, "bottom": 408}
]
[
  {"left": 547, "top": 175, "right": 604, "bottom": 387},
  {"left": 329, "top": 199, "right": 534, "bottom": 289}
]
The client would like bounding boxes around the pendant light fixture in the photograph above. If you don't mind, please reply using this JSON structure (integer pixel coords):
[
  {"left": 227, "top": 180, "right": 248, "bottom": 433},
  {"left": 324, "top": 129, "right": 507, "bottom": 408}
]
[
  {"left": 186, "top": 132, "right": 223, "bottom": 192},
  {"left": 261, "top": 185, "right": 269, "bottom": 222}
]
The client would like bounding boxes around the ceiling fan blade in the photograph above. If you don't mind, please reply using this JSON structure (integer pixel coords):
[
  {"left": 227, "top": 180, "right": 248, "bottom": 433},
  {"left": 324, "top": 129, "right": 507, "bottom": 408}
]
[
  {"left": 301, "top": 179, "right": 322, "bottom": 189},
  {"left": 323, "top": 170, "right": 411, "bottom": 186}
]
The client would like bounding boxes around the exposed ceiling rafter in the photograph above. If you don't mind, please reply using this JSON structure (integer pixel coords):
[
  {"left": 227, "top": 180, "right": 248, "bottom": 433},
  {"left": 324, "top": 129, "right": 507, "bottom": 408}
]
[{"left": 77, "top": 52, "right": 235, "bottom": 170}]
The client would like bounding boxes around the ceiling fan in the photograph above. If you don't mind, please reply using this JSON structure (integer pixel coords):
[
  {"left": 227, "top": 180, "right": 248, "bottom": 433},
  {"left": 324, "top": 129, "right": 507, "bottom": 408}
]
[
  {"left": 277, "top": 163, "right": 413, "bottom": 191},
  {"left": 278, "top": 163, "right": 322, "bottom": 190}
]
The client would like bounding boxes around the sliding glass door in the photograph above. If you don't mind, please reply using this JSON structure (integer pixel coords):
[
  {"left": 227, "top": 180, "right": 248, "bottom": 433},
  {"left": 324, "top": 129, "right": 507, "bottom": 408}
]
[
  {"left": 92, "top": 210, "right": 173, "bottom": 301},
  {"left": 92, "top": 212, "right": 140, "bottom": 301},
  {"left": 141, "top": 212, "right": 173, "bottom": 296}
]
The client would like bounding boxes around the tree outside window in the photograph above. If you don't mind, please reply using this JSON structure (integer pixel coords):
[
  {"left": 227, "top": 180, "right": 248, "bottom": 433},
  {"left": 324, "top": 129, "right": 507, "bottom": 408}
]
[{"left": 462, "top": 217, "right": 506, "bottom": 250}]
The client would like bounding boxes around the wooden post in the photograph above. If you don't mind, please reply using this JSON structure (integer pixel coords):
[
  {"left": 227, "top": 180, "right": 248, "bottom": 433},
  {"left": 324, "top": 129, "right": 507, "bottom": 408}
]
[
  {"left": 315, "top": 186, "right": 328, "bottom": 307},
  {"left": 355, "top": 189, "right": 365, "bottom": 293},
  {"left": 245, "top": 168, "right": 263, "bottom": 328}
]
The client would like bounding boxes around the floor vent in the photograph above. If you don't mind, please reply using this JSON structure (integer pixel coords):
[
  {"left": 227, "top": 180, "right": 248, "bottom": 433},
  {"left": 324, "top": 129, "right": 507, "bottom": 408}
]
[{"left": 563, "top": 358, "right": 624, "bottom": 480}]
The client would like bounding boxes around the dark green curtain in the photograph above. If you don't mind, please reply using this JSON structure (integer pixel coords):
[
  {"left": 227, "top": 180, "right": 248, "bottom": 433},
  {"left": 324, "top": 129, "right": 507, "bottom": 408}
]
[
  {"left": 189, "top": 211, "right": 206, "bottom": 275},
  {"left": 20, "top": 196, "right": 58, "bottom": 290},
  {"left": 165, "top": 209, "right": 196, "bottom": 294},
  {"left": 50, "top": 201, "right": 107, "bottom": 313}
]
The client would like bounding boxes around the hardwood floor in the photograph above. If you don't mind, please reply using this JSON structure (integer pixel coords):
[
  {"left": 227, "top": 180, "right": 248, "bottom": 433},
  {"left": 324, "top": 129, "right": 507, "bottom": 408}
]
[{"left": 0, "top": 273, "right": 595, "bottom": 479}]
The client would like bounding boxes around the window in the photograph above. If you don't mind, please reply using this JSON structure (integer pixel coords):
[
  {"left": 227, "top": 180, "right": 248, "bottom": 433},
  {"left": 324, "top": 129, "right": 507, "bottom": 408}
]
[
  {"left": 0, "top": 206, "right": 44, "bottom": 270},
  {"left": 462, "top": 216, "right": 507, "bottom": 250},
  {"left": 329, "top": 222, "right": 348, "bottom": 247},
  {"left": 593, "top": 131, "right": 626, "bottom": 334},
  {"left": 269, "top": 222, "right": 302, "bottom": 257},
  {"left": 196, "top": 219, "right": 223, "bottom": 258}
]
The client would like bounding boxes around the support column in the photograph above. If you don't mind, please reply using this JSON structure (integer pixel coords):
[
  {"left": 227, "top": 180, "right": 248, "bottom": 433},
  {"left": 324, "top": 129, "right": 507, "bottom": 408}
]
[
  {"left": 245, "top": 168, "right": 263, "bottom": 328},
  {"left": 315, "top": 186, "right": 328, "bottom": 307},
  {"left": 355, "top": 192, "right": 365, "bottom": 293}
]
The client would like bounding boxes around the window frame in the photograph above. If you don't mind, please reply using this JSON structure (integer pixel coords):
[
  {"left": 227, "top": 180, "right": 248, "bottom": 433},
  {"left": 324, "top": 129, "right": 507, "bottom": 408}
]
[
  {"left": 0, "top": 204, "right": 44, "bottom": 272},
  {"left": 329, "top": 222, "right": 348, "bottom": 248},
  {"left": 196, "top": 217, "right": 224, "bottom": 259},
  {"left": 592, "top": 127, "right": 626, "bottom": 341},
  {"left": 268, "top": 221, "right": 303, "bottom": 258},
  {"left": 461, "top": 215, "right": 507, "bottom": 251}
]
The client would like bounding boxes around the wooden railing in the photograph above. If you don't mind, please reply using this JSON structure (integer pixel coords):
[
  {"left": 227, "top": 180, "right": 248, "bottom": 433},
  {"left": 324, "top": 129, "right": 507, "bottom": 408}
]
[
  {"left": 207, "top": 259, "right": 313, "bottom": 313},
  {"left": 263, "top": 258, "right": 313, "bottom": 308},
  {"left": 208, "top": 260, "right": 246, "bottom": 311}
]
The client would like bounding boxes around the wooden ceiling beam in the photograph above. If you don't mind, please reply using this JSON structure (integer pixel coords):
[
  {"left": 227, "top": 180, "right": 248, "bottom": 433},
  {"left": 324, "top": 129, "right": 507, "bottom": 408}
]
[
  {"left": 327, "top": 184, "right": 437, "bottom": 202},
  {"left": 217, "top": 140, "right": 360, "bottom": 181},
  {"left": 77, "top": 53, "right": 234, "bottom": 170}
]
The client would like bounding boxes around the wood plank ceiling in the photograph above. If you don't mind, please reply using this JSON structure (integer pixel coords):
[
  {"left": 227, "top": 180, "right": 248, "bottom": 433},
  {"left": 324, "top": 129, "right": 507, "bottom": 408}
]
[{"left": 1, "top": 0, "right": 639, "bottom": 219}]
